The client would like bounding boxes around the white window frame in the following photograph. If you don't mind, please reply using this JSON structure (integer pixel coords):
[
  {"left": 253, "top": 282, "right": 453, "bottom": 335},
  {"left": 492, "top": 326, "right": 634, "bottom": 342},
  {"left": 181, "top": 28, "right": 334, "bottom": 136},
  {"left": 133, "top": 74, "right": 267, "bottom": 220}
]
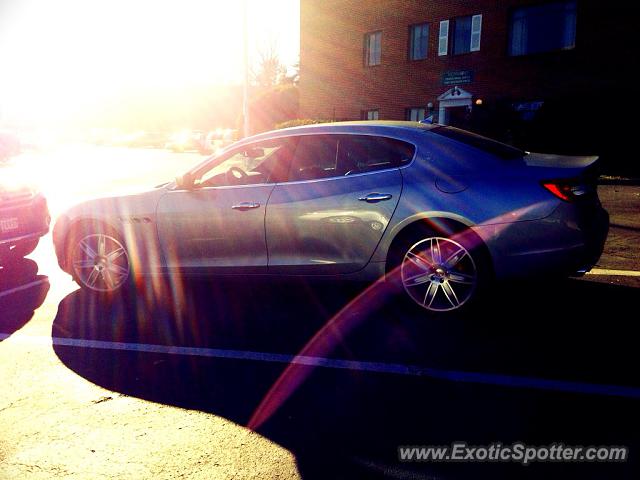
[
  {"left": 470, "top": 14, "right": 482, "bottom": 52},
  {"left": 365, "top": 109, "right": 379, "bottom": 121},
  {"left": 407, "top": 107, "right": 427, "bottom": 122},
  {"left": 438, "top": 20, "right": 449, "bottom": 56}
]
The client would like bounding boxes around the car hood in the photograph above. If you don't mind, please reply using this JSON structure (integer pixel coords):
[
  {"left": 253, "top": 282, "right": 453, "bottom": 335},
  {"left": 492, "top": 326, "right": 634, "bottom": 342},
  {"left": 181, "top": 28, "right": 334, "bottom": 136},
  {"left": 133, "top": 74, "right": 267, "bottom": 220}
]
[{"left": 60, "top": 186, "right": 168, "bottom": 224}]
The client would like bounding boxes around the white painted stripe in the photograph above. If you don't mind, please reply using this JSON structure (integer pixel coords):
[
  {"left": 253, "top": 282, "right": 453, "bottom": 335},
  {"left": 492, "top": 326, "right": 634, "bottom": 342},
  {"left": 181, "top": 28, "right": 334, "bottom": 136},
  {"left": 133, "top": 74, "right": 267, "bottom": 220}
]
[
  {"left": 2, "top": 332, "right": 640, "bottom": 399},
  {"left": 0, "top": 279, "right": 48, "bottom": 299},
  {"left": 587, "top": 268, "right": 640, "bottom": 277}
]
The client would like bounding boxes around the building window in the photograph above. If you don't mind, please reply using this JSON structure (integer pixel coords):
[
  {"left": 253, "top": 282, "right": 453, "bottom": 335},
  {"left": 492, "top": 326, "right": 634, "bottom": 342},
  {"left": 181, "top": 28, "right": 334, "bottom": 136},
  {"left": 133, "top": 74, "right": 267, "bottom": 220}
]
[
  {"left": 406, "top": 107, "right": 427, "bottom": 122},
  {"left": 409, "top": 23, "right": 429, "bottom": 60},
  {"left": 451, "top": 14, "right": 482, "bottom": 55},
  {"left": 362, "top": 109, "right": 379, "bottom": 120},
  {"left": 509, "top": 1, "right": 576, "bottom": 56},
  {"left": 364, "top": 31, "right": 382, "bottom": 66}
]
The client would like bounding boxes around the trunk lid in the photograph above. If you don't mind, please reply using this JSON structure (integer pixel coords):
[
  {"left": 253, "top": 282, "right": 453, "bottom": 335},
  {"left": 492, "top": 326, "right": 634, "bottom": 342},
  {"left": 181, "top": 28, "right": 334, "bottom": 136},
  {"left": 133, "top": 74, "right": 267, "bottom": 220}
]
[
  {"left": 523, "top": 152, "right": 599, "bottom": 170},
  {"left": 524, "top": 153, "right": 601, "bottom": 204}
]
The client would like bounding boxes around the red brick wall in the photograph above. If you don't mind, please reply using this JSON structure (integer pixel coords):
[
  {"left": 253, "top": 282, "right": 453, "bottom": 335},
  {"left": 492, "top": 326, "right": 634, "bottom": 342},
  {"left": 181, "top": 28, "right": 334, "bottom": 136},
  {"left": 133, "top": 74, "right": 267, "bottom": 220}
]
[{"left": 299, "top": 0, "right": 632, "bottom": 121}]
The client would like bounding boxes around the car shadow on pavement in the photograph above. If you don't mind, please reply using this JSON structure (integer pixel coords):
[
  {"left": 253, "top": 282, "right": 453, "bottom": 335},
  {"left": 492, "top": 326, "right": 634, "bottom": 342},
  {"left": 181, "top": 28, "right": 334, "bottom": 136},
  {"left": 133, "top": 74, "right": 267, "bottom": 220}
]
[
  {"left": 0, "top": 258, "right": 49, "bottom": 341},
  {"left": 51, "top": 277, "right": 640, "bottom": 479}
]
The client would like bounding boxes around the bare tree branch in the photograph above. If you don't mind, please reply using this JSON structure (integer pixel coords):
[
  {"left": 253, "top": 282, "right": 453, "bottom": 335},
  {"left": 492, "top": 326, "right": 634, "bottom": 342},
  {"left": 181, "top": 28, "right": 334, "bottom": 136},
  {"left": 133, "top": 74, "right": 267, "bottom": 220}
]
[{"left": 250, "top": 42, "right": 287, "bottom": 88}]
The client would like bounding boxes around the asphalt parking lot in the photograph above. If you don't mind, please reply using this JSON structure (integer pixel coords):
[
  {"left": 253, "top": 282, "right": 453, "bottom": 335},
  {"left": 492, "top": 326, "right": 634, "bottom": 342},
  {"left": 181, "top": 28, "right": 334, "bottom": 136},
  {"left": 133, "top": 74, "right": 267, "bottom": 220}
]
[
  {"left": 1, "top": 147, "right": 639, "bottom": 479},
  {"left": 592, "top": 184, "right": 640, "bottom": 285}
]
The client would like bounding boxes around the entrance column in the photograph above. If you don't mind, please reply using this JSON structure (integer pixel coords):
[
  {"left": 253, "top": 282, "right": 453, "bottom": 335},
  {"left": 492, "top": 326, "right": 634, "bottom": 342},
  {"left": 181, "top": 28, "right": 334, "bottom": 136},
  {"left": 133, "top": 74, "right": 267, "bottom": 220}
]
[{"left": 439, "top": 105, "right": 447, "bottom": 125}]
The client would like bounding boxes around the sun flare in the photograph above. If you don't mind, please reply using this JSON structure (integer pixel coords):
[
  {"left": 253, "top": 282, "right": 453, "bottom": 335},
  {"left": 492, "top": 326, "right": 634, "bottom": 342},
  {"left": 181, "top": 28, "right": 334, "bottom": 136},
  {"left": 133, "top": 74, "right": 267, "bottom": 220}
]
[{"left": 0, "top": 0, "right": 299, "bottom": 126}]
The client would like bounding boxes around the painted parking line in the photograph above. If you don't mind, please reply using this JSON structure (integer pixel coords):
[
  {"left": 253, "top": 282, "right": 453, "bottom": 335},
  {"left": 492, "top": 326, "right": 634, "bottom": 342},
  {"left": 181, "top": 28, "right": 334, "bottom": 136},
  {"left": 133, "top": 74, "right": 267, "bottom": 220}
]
[
  {"left": 587, "top": 268, "right": 640, "bottom": 277},
  {"left": 2, "top": 332, "right": 640, "bottom": 400},
  {"left": 0, "top": 279, "right": 49, "bottom": 299}
]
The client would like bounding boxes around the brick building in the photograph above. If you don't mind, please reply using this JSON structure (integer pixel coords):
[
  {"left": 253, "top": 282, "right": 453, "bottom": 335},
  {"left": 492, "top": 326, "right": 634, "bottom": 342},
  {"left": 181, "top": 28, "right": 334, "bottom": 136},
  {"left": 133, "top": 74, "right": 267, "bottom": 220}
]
[{"left": 299, "top": 0, "right": 636, "bottom": 173}]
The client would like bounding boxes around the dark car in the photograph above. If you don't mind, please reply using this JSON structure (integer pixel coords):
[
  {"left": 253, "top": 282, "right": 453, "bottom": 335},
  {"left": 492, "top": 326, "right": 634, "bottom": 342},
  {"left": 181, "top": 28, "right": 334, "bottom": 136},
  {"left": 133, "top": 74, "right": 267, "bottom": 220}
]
[{"left": 0, "top": 164, "right": 50, "bottom": 264}]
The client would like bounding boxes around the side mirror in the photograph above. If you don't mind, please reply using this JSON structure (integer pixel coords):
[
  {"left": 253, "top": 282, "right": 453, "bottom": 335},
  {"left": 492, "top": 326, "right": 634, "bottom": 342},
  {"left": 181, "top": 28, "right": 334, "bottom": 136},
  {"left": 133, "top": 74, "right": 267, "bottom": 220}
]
[{"left": 175, "top": 172, "right": 195, "bottom": 190}]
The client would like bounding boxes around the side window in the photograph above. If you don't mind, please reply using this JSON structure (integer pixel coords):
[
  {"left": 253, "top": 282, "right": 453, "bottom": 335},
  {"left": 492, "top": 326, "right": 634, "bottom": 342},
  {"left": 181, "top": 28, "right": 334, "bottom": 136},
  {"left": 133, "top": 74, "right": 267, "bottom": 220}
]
[
  {"left": 452, "top": 16, "right": 472, "bottom": 55},
  {"left": 337, "top": 136, "right": 416, "bottom": 175},
  {"left": 285, "top": 135, "right": 416, "bottom": 181},
  {"left": 509, "top": 2, "right": 576, "bottom": 56},
  {"left": 444, "top": 14, "right": 482, "bottom": 55},
  {"left": 195, "top": 138, "right": 294, "bottom": 187},
  {"left": 288, "top": 136, "right": 339, "bottom": 181},
  {"left": 409, "top": 23, "right": 429, "bottom": 60}
]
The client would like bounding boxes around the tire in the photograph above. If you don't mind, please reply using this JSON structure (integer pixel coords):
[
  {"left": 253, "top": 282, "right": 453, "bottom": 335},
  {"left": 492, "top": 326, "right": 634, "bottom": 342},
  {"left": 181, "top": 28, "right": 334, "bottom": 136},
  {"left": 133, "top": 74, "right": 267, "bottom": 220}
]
[
  {"left": 65, "top": 226, "right": 131, "bottom": 295},
  {"left": 387, "top": 226, "right": 491, "bottom": 315}
]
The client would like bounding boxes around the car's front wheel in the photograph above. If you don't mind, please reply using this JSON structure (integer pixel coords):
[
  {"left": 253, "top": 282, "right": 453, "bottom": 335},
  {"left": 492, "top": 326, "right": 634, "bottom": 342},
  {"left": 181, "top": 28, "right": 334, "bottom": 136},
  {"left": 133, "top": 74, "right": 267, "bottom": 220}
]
[
  {"left": 390, "top": 228, "right": 490, "bottom": 314},
  {"left": 66, "top": 228, "right": 130, "bottom": 294}
]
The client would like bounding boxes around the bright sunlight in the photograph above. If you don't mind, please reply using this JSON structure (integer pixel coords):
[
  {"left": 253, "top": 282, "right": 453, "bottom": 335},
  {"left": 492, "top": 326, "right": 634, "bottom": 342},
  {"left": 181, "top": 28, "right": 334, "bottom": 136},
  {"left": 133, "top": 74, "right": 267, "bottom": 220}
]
[{"left": 0, "top": 0, "right": 299, "bottom": 127}]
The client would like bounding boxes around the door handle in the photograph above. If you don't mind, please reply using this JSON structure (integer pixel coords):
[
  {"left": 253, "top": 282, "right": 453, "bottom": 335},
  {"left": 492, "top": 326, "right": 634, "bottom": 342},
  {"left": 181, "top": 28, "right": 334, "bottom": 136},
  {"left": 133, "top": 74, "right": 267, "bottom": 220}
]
[
  {"left": 231, "top": 202, "right": 261, "bottom": 210},
  {"left": 358, "top": 193, "right": 393, "bottom": 203}
]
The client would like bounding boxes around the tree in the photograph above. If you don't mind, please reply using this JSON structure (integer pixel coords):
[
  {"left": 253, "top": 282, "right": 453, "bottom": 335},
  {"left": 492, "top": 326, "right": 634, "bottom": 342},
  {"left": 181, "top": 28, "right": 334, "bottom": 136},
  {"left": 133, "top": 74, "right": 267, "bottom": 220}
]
[
  {"left": 244, "top": 45, "right": 300, "bottom": 134},
  {"left": 248, "top": 84, "right": 299, "bottom": 134},
  {"left": 251, "top": 44, "right": 287, "bottom": 88}
]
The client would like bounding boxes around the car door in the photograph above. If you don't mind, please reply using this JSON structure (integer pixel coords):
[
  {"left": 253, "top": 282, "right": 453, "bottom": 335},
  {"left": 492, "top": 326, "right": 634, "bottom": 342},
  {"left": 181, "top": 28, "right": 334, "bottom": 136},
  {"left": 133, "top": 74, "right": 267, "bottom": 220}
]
[
  {"left": 156, "top": 138, "right": 294, "bottom": 273},
  {"left": 266, "top": 134, "right": 413, "bottom": 274}
]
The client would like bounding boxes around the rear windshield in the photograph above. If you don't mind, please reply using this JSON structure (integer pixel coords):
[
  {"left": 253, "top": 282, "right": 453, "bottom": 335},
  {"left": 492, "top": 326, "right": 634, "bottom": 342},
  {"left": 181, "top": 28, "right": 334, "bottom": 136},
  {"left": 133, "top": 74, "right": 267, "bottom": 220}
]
[{"left": 431, "top": 126, "right": 525, "bottom": 160}]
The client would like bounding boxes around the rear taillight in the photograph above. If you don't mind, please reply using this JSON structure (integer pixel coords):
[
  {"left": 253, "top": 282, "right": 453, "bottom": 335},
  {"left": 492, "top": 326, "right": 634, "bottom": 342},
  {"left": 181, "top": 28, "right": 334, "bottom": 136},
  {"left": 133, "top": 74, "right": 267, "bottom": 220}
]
[{"left": 541, "top": 179, "right": 591, "bottom": 202}]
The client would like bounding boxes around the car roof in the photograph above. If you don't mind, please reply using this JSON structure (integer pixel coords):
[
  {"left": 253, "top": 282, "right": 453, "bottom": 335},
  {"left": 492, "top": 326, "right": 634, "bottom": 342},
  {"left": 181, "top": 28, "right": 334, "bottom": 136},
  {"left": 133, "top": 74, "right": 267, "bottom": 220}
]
[
  {"left": 238, "top": 121, "right": 437, "bottom": 146},
  {"left": 285, "top": 120, "right": 435, "bottom": 130}
]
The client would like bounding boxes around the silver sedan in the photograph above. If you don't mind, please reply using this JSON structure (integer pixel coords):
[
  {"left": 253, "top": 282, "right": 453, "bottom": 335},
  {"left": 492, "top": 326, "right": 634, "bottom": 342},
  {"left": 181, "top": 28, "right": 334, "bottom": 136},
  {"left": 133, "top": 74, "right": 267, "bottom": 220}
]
[{"left": 52, "top": 121, "right": 609, "bottom": 313}]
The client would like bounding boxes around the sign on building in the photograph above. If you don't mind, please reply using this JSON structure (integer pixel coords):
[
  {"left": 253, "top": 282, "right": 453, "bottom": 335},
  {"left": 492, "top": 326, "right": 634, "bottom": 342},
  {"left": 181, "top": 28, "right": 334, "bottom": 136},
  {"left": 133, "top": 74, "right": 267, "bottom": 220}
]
[{"left": 442, "top": 70, "right": 473, "bottom": 86}]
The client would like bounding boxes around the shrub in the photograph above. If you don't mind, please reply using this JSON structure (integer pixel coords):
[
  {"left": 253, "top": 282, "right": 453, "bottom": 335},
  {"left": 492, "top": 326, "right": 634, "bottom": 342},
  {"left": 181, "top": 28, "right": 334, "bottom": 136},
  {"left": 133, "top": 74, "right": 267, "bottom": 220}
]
[
  {"left": 275, "top": 118, "right": 335, "bottom": 130},
  {"left": 248, "top": 85, "right": 299, "bottom": 134}
]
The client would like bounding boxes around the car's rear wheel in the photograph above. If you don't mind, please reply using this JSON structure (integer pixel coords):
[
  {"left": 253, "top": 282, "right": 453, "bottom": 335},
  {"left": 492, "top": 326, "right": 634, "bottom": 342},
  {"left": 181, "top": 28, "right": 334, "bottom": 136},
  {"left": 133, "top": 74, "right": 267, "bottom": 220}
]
[
  {"left": 389, "top": 227, "right": 490, "bottom": 315},
  {"left": 67, "top": 228, "right": 130, "bottom": 294}
]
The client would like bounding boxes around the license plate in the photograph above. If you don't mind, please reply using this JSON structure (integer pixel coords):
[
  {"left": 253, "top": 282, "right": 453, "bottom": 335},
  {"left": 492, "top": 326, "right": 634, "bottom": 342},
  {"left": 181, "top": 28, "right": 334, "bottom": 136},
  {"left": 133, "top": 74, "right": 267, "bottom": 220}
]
[{"left": 0, "top": 217, "right": 19, "bottom": 233}]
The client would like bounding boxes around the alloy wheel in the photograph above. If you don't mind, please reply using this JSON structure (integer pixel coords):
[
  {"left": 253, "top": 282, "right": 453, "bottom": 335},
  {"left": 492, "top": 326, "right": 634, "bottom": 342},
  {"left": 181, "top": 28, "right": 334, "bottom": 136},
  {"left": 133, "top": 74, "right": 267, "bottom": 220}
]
[
  {"left": 401, "top": 236, "right": 477, "bottom": 312},
  {"left": 71, "top": 233, "right": 130, "bottom": 292}
]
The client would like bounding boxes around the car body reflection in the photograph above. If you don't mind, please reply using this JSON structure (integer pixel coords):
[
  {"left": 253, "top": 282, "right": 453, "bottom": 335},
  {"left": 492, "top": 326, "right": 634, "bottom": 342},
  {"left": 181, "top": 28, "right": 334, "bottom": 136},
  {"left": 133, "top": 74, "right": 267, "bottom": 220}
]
[
  {"left": 0, "top": 258, "right": 49, "bottom": 340},
  {"left": 51, "top": 275, "right": 640, "bottom": 479}
]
